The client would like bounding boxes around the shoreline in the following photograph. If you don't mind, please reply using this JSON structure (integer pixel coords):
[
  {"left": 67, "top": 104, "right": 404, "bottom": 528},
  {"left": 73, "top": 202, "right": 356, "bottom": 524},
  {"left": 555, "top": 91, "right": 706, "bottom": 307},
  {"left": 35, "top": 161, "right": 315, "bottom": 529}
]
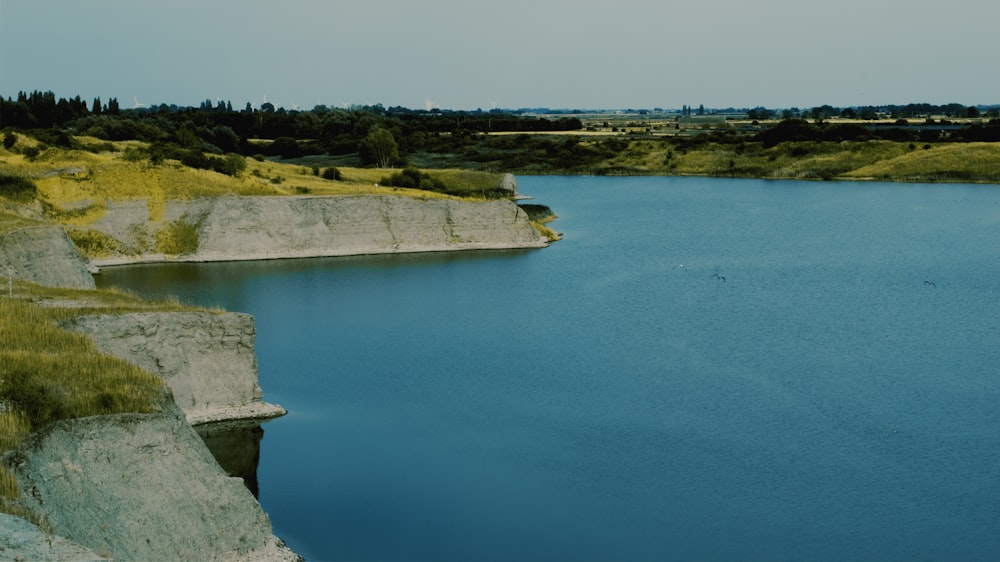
[
  {"left": 88, "top": 240, "right": 548, "bottom": 270},
  {"left": 1, "top": 188, "right": 551, "bottom": 560}
]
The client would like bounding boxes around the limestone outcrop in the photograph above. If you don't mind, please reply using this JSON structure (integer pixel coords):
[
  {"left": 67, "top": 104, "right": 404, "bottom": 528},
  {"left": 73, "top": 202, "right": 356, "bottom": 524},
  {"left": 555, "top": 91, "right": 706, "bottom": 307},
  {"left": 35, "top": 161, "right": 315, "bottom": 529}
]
[
  {"left": 87, "top": 194, "right": 547, "bottom": 265},
  {"left": 0, "top": 226, "right": 95, "bottom": 288},
  {"left": 61, "top": 311, "right": 285, "bottom": 425},
  {"left": 0, "top": 513, "right": 108, "bottom": 562},
  {"left": 8, "top": 412, "right": 300, "bottom": 562}
]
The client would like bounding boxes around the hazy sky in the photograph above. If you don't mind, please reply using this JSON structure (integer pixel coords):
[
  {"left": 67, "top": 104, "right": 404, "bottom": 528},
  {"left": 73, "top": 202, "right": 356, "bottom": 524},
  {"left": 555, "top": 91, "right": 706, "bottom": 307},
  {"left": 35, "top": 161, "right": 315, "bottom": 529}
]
[{"left": 2, "top": 0, "right": 997, "bottom": 110}]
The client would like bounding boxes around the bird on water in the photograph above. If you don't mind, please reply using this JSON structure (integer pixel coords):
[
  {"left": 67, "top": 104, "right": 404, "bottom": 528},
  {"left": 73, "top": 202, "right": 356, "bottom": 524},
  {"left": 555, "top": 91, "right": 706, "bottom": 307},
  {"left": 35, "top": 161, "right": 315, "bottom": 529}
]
[{"left": 712, "top": 273, "right": 726, "bottom": 283}]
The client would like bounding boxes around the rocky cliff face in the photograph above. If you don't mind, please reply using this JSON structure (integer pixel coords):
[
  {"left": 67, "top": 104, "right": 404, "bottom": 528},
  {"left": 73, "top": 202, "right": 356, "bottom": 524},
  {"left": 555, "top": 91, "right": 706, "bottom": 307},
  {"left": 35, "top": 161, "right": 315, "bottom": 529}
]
[
  {"left": 0, "top": 226, "right": 95, "bottom": 288},
  {"left": 9, "top": 412, "right": 299, "bottom": 561},
  {"left": 0, "top": 512, "right": 108, "bottom": 562},
  {"left": 61, "top": 312, "right": 285, "bottom": 425},
  {"left": 88, "top": 194, "right": 547, "bottom": 265}
]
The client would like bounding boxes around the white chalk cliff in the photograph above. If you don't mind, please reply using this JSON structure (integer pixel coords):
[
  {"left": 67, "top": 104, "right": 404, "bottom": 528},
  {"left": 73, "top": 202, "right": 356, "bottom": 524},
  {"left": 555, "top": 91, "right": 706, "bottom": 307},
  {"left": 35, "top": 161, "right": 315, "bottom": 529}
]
[
  {"left": 88, "top": 194, "right": 548, "bottom": 266},
  {"left": 61, "top": 311, "right": 285, "bottom": 425},
  {"left": 1, "top": 188, "right": 550, "bottom": 560}
]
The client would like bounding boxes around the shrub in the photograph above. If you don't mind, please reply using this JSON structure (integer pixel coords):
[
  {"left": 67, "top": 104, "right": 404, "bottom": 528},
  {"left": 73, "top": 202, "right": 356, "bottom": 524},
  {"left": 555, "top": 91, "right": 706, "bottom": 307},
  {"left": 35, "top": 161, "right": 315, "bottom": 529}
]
[
  {"left": 380, "top": 166, "right": 445, "bottom": 191},
  {"left": 68, "top": 229, "right": 130, "bottom": 258},
  {"left": 0, "top": 174, "right": 38, "bottom": 201},
  {"left": 122, "top": 146, "right": 146, "bottom": 162},
  {"left": 21, "top": 145, "right": 41, "bottom": 161},
  {"left": 2, "top": 133, "right": 17, "bottom": 150},
  {"left": 179, "top": 150, "right": 245, "bottom": 177},
  {"left": 156, "top": 217, "right": 200, "bottom": 255},
  {"left": 322, "top": 167, "right": 342, "bottom": 181},
  {"left": 217, "top": 153, "right": 246, "bottom": 177}
]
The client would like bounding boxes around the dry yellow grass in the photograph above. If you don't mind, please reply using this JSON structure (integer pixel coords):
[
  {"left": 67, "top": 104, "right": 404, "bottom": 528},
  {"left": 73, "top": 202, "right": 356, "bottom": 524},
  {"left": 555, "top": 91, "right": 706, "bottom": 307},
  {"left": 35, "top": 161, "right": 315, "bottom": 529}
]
[
  {"left": 596, "top": 139, "right": 1000, "bottom": 182},
  {"left": 2, "top": 142, "right": 479, "bottom": 220},
  {"left": 843, "top": 143, "right": 1000, "bottom": 181}
]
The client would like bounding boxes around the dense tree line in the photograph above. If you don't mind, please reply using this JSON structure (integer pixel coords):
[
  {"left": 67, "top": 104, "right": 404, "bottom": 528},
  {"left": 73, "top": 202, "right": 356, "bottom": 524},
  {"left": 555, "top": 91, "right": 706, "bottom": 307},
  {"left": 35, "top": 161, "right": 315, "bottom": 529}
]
[
  {"left": 0, "top": 91, "right": 583, "bottom": 162},
  {"left": 753, "top": 119, "right": 1000, "bottom": 146},
  {"left": 2, "top": 91, "right": 998, "bottom": 175}
]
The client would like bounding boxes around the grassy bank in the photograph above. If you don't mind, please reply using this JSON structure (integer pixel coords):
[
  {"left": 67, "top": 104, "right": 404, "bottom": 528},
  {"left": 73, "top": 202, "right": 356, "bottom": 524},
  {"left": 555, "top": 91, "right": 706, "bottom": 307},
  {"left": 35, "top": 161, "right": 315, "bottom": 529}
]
[
  {"left": 407, "top": 135, "right": 1000, "bottom": 183},
  {"left": 1, "top": 137, "right": 522, "bottom": 258},
  {"left": 0, "top": 137, "right": 507, "bottom": 208},
  {"left": 0, "top": 281, "right": 202, "bottom": 520}
]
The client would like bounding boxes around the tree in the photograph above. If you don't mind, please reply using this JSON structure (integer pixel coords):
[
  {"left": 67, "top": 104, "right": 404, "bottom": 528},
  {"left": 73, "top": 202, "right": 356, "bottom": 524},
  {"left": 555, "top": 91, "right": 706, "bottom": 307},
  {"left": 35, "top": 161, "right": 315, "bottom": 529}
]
[{"left": 358, "top": 128, "right": 399, "bottom": 168}]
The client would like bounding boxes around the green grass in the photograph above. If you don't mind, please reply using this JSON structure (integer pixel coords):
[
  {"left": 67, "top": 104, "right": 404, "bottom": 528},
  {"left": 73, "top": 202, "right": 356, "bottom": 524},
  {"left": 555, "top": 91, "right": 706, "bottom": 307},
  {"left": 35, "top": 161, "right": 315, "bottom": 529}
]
[
  {"left": 843, "top": 142, "right": 1000, "bottom": 182},
  {"left": 0, "top": 281, "right": 206, "bottom": 518},
  {"left": 580, "top": 139, "right": 1000, "bottom": 182},
  {"left": 155, "top": 216, "right": 202, "bottom": 256}
]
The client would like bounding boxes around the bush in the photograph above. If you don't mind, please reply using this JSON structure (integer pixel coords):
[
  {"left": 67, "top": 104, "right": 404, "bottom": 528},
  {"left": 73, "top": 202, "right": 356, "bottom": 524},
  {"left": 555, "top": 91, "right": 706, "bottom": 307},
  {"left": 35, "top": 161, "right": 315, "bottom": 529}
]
[
  {"left": 380, "top": 166, "right": 445, "bottom": 191},
  {"left": 122, "top": 146, "right": 146, "bottom": 162},
  {"left": 322, "top": 167, "right": 341, "bottom": 181},
  {"left": 68, "top": 229, "right": 130, "bottom": 258},
  {"left": 2, "top": 133, "right": 17, "bottom": 150},
  {"left": 217, "top": 153, "right": 246, "bottom": 177},
  {"left": 179, "top": 150, "right": 245, "bottom": 177},
  {"left": 21, "top": 145, "right": 41, "bottom": 161},
  {"left": 156, "top": 218, "right": 200, "bottom": 255},
  {"left": 0, "top": 174, "right": 38, "bottom": 201}
]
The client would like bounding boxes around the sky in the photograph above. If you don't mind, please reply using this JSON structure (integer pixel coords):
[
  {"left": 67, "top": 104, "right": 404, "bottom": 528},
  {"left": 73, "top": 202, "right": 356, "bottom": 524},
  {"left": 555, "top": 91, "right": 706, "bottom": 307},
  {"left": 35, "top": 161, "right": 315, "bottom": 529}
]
[{"left": 1, "top": 0, "right": 998, "bottom": 111}]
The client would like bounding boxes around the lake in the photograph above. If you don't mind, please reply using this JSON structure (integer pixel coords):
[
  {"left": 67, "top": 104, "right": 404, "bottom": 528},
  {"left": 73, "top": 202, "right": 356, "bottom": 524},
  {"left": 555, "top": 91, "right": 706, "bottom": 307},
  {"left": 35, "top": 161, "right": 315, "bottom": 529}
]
[{"left": 97, "top": 176, "right": 1000, "bottom": 561}]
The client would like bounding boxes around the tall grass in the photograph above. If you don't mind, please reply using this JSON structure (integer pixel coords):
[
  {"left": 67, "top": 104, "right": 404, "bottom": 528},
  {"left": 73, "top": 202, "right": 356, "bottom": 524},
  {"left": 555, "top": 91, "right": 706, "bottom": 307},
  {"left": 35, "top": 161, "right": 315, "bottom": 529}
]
[
  {"left": 155, "top": 217, "right": 201, "bottom": 255},
  {"left": 0, "top": 298, "right": 167, "bottom": 424},
  {"left": 595, "top": 139, "right": 1000, "bottom": 183},
  {"left": 0, "top": 285, "right": 190, "bottom": 518},
  {"left": 843, "top": 143, "right": 1000, "bottom": 182}
]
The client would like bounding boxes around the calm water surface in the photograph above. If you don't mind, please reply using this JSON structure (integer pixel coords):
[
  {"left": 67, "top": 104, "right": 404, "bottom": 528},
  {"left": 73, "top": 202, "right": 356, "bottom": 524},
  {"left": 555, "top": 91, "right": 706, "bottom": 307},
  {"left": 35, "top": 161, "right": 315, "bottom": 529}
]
[{"left": 98, "top": 176, "right": 1000, "bottom": 561}]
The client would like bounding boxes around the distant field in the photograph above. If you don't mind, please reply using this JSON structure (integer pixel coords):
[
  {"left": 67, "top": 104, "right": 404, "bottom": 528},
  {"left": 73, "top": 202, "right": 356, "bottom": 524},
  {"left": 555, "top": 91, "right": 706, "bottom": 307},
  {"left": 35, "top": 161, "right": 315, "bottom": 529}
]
[{"left": 406, "top": 135, "right": 1000, "bottom": 183}]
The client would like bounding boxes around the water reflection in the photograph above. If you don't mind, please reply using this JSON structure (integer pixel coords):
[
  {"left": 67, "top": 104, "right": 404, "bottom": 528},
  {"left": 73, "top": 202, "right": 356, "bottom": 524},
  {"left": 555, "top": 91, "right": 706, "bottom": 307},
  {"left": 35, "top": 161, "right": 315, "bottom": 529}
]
[{"left": 196, "top": 421, "right": 264, "bottom": 498}]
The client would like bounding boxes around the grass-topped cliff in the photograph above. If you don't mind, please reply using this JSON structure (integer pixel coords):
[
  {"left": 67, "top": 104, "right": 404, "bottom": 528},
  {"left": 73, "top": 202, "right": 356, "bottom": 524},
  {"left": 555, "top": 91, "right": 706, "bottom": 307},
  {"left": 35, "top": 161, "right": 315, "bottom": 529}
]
[
  {"left": 1, "top": 134, "right": 532, "bottom": 259},
  {"left": 0, "top": 132, "right": 508, "bottom": 204},
  {"left": 0, "top": 281, "right": 202, "bottom": 522}
]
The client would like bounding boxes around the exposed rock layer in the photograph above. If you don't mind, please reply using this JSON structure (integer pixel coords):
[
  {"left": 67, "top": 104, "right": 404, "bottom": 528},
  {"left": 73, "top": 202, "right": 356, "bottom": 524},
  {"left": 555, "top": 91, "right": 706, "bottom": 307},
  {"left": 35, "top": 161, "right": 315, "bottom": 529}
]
[
  {"left": 9, "top": 412, "right": 299, "bottom": 561},
  {"left": 0, "top": 226, "right": 95, "bottom": 288},
  {"left": 88, "top": 194, "right": 547, "bottom": 265},
  {"left": 61, "top": 311, "right": 285, "bottom": 425},
  {"left": 0, "top": 513, "right": 108, "bottom": 562}
]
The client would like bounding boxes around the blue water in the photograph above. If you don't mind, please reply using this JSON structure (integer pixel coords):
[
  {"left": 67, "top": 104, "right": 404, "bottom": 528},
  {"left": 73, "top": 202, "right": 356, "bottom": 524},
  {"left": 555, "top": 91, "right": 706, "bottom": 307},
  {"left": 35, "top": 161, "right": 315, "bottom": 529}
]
[{"left": 97, "top": 176, "right": 1000, "bottom": 561}]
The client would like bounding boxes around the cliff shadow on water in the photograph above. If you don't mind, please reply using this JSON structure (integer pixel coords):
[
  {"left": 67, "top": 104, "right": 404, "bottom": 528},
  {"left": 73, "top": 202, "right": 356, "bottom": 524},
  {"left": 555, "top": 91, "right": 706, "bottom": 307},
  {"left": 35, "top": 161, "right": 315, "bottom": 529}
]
[{"left": 196, "top": 421, "right": 264, "bottom": 498}]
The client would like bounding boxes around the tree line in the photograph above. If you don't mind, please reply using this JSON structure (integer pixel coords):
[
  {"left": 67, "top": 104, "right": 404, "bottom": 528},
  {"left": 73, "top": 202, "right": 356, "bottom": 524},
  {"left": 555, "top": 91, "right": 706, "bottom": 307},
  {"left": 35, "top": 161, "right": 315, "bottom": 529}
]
[{"left": 2, "top": 90, "right": 999, "bottom": 174}]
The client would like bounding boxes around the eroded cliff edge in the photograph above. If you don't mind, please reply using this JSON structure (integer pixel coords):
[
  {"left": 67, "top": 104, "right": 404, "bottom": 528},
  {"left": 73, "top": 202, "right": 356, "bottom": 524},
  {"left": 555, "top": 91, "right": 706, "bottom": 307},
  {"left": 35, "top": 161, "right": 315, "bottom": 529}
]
[
  {"left": 86, "top": 194, "right": 549, "bottom": 266},
  {"left": 61, "top": 311, "right": 286, "bottom": 426},
  {"left": 9, "top": 411, "right": 299, "bottom": 562},
  {"left": 1, "top": 187, "right": 551, "bottom": 560},
  {"left": 0, "top": 225, "right": 95, "bottom": 288}
]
